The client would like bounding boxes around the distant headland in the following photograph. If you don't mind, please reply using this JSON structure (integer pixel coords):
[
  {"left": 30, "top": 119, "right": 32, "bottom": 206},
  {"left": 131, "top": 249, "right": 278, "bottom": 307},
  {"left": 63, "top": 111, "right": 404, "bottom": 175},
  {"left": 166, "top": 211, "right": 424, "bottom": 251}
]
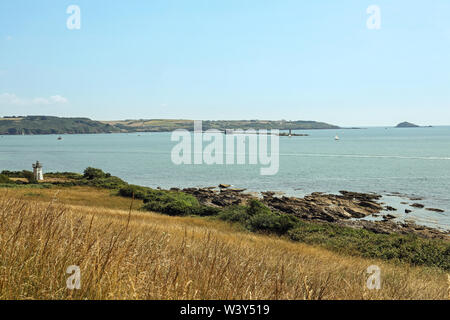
[{"left": 0, "top": 116, "right": 339, "bottom": 135}]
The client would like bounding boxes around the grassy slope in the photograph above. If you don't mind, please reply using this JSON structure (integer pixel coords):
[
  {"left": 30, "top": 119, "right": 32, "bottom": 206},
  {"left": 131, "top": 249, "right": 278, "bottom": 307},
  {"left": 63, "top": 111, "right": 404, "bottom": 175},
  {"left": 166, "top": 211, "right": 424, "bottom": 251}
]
[
  {"left": 0, "top": 116, "right": 121, "bottom": 135},
  {"left": 0, "top": 186, "right": 143, "bottom": 210},
  {"left": 0, "top": 186, "right": 448, "bottom": 300},
  {"left": 0, "top": 117, "right": 339, "bottom": 135},
  {"left": 103, "top": 119, "right": 340, "bottom": 131},
  {"left": 2, "top": 171, "right": 449, "bottom": 271}
]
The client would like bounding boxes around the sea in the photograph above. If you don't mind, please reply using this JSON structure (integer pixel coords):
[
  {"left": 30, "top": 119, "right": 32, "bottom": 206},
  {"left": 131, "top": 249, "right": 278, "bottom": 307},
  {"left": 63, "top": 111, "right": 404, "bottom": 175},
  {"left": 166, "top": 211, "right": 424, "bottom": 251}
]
[{"left": 1, "top": 126, "right": 449, "bottom": 231}]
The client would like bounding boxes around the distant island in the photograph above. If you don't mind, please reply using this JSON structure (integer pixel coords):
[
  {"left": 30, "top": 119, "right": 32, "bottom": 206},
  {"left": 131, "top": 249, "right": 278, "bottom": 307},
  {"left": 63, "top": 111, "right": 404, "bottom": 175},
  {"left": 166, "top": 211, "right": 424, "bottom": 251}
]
[
  {"left": 396, "top": 122, "right": 420, "bottom": 128},
  {"left": 0, "top": 116, "right": 339, "bottom": 135}
]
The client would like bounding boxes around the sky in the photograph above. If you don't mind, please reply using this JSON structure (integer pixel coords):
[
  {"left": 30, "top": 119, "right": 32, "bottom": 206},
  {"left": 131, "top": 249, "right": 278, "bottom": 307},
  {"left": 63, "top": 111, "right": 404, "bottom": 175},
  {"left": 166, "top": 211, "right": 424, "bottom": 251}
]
[{"left": 0, "top": 0, "right": 449, "bottom": 127}]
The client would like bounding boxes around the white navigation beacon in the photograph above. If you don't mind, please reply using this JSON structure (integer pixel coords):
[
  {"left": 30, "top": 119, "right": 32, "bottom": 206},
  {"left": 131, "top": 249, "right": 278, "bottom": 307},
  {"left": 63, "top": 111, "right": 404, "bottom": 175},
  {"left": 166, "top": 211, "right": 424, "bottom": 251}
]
[{"left": 32, "top": 161, "right": 44, "bottom": 181}]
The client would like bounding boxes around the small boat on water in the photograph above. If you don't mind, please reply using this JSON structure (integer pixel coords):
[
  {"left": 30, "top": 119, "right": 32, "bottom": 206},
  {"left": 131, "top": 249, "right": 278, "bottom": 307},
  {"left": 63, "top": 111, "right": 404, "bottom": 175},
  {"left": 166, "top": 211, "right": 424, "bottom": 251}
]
[
  {"left": 57, "top": 136, "right": 62, "bottom": 140},
  {"left": 335, "top": 135, "right": 340, "bottom": 141}
]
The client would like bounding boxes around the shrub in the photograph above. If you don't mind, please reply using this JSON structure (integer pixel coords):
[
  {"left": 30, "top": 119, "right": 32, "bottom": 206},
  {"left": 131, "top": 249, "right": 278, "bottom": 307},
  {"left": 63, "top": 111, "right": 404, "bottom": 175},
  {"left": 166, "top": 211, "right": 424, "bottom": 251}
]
[
  {"left": 197, "top": 205, "right": 222, "bottom": 217},
  {"left": 0, "top": 174, "right": 13, "bottom": 184},
  {"left": 1, "top": 170, "right": 37, "bottom": 180},
  {"left": 45, "top": 172, "right": 83, "bottom": 180},
  {"left": 118, "top": 185, "right": 151, "bottom": 200},
  {"left": 142, "top": 190, "right": 202, "bottom": 216},
  {"left": 121, "top": 185, "right": 222, "bottom": 217},
  {"left": 83, "top": 167, "right": 110, "bottom": 180},
  {"left": 85, "top": 176, "right": 126, "bottom": 189},
  {"left": 247, "top": 199, "right": 272, "bottom": 216},
  {"left": 247, "top": 213, "right": 297, "bottom": 234},
  {"left": 218, "top": 206, "right": 249, "bottom": 223},
  {"left": 21, "top": 170, "right": 37, "bottom": 184},
  {"left": 218, "top": 201, "right": 297, "bottom": 235},
  {"left": 1, "top": 170, "right": 20, "bottom": 177}
]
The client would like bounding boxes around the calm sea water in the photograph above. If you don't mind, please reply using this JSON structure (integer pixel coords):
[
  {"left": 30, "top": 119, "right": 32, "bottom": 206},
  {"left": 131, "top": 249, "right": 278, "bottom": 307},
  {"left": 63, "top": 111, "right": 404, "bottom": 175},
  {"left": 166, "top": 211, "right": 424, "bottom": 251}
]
[{"left": 1, "top": 126, "right": 449, "bottom": 230}]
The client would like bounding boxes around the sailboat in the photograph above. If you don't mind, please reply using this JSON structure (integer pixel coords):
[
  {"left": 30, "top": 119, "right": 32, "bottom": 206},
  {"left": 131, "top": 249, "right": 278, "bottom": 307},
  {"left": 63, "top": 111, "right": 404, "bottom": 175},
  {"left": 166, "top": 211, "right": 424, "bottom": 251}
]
[{"left": 335, "top": 134, "right": 340, "bottom": 141}]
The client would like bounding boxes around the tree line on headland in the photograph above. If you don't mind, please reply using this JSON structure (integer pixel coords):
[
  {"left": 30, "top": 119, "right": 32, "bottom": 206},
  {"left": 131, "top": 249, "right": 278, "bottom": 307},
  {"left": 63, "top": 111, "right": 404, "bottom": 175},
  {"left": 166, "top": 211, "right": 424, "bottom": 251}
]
[{"left": 0, "top": 116, "right": 339, "bottom": 135}]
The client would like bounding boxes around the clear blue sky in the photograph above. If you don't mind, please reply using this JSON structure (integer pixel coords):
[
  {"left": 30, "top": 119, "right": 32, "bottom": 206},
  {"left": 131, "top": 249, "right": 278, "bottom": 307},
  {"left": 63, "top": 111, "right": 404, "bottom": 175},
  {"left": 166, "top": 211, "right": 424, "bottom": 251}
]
[{"left": 1, "top": 0, "right": 449, "bottom": 126}]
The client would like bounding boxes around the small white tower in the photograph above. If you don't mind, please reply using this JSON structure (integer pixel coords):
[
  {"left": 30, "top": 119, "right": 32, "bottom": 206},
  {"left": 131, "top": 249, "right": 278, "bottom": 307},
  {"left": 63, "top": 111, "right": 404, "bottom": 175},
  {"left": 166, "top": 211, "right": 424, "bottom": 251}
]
[{"left": 32, "top": 161, "right": 44, "bottom": 181}]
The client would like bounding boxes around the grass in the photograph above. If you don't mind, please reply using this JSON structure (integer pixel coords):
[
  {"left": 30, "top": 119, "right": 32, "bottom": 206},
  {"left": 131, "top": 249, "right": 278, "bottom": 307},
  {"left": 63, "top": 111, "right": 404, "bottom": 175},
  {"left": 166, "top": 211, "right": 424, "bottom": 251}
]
[
  {"left": 0, "top": 168, "right": 449, "bottom": 299},
  {"left": 288, "top": 221, "right": 450, "bottom": 270},
  {"left": 0, "top": 186, "right": 143, "bottom": 211},
  {"left": 2, "top": 167, "right": 449, "bottom": 271},
  {"left": 3, "top": 175, "right": 449, "bottom": 271},
  {"left": 117, "top": 183, "right": 450, "bottom": 271},
  {"left": 0, "top": 183, "right": 53, "bottom": 189},
  {"left": 0, "top": 192, "right": 448, "bottom": 300}
]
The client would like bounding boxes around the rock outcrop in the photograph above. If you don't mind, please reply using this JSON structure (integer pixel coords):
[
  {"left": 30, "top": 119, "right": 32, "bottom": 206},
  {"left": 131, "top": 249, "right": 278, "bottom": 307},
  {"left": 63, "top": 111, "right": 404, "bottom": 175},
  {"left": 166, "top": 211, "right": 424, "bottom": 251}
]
[
  {"left": 182, "top": 187, "right": 449, "bottom": 240},
  {"left": 261, "top": 191, "right": 382, "bottom": 222}
]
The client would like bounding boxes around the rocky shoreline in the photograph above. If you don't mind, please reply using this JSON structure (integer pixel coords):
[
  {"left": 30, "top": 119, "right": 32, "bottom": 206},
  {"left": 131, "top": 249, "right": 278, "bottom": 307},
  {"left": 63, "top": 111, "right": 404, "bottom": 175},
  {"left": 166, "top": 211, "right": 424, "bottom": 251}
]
[{"left": 181, "top": 186, "right": 449, "bottom": 240}]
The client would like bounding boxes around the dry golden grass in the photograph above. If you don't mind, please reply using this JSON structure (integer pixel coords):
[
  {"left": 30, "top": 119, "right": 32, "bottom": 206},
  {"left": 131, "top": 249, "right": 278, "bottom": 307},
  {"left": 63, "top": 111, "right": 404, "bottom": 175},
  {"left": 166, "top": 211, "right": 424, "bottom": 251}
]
[
  {"left": 0, "top": 186, "right": 143, "bottom": 211},
  {"left": 0, "top": 118, "right": 23, "bottom": 121},
  {"left": 101, "top": 119, "right": 190, "bottom": 127},
  {"left": 0, "top": 190, "right": 448, "bottom": 300}
]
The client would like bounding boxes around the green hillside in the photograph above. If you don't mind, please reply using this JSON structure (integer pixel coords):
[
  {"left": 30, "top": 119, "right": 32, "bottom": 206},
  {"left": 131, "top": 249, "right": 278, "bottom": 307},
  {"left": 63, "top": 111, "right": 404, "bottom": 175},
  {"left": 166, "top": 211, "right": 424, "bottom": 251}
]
[
  {"left": 0, "top": 116, "right": 339, "bottom": 135},
  {"left": 0, "top": 116, "right": 121, "bottom": 135},
  {"left": 105, "top": 119, "right": 340, "bottom": 132}
]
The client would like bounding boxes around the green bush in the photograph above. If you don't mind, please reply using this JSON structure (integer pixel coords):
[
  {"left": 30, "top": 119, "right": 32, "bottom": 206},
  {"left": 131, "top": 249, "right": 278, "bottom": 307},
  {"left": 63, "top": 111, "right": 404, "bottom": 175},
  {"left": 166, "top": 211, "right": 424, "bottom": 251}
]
[
  {"left": 218, "top": 201, "right": 297, "bottom": 235},
  {"left": 84, "top": 176, "right": 126, "bottom": 189},
  {"left": 45, "top": 172, "right": 83, "bottom": 180},
  {"left": 21, "top": 170, "right": 37, "bottom": 184},
  {"left": 119, "top": 185, "right": 220, "bottom": 216},
  {"left": 83, "top": 167, "right": 110, "bottom": 180},
  {"left": 0, "top": 174, "right": 13, "bottom": 184},
  {"left": 1, "top": 170, "right": 37, "bottom": 180},
  {"left": 247, "top": 212, "right": 297, "bottom": 234},
  {"left": 142, "top": 190, "right": 202, "bottom": 216},
  {"left": 0, "top": 170, "right": 20, "bottom": 177},
  {"left": 118, "top": 184, "right": 151, "bottom": 199},
  {"left": 197, "top": 205, "right": 222, "bottom": 217},
  {"left": 218, "top": 206, "right": 249, "bottom": 223},
  {"left": 247, "top": 199, "right": 272, "bottom": 216}
]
